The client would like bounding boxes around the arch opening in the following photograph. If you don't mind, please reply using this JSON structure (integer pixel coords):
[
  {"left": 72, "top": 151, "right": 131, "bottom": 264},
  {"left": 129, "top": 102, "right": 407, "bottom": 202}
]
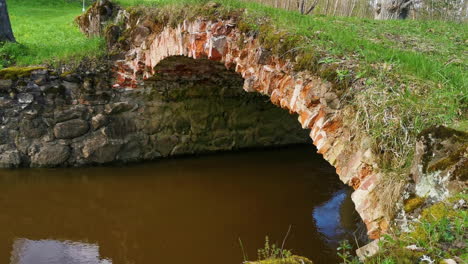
[
  {"left": 138, "top": 55, "right": 310, "bottom": 156},
  {"left": 78, "top": 3, "right": 391, "bottom": 238}
]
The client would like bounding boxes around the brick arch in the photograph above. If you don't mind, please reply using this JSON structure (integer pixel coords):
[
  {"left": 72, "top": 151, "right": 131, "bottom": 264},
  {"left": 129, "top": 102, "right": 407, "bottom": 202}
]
[{"left": 108, "top": 18, "right": 385, "bottom": 238}]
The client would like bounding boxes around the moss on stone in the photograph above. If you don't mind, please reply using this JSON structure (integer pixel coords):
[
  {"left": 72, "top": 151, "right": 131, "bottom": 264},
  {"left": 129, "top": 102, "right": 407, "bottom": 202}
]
[
  {"left": 0, "top": 66, "right": 46, "bottom": 80},
  {"left": 246, "top": 256, "right": 313, "bottom": 264},
  {"left": 294, "top": 50, "right": 321, "bottom": 72},
  {"left": 366, "top": 246, "right": 424, "bottom": 264},
  {"left": 427, "top": 143, "right": 468, "bottom": 173},
  {"left": 238, "top": 19, "right": 255, "bottom": 34},
  {"left": 403, "top": 196, "right": 426, "bottom": 213},
  {"left": 257, "top": 25, "right": 302, "bottom": 59},
  {"left": 60, "top": 71, "right": 74, "bottom": 78},
  {"left": 403, "top": 199, "right": 461, "bottom": 242},
  {"left": 318, "top": 63, "right": 339, "bottom": 81},
  {"left": 418, "top": 125, "right": 468, "bottom": 142},
  {"left": 420, "top": 202, "right": 457, "bottom": 222},
  {"left": 369, "top": 193, "right": 466, "bottom": 263}
]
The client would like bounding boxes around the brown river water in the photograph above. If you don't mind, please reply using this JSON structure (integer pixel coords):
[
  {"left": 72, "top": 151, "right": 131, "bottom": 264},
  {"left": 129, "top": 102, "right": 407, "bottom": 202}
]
[{"left": 0, "top": 145, "right": 366, "bottom": 264}]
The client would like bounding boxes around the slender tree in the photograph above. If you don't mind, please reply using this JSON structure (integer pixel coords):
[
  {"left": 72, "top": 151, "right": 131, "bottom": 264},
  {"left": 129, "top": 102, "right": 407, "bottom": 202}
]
[
  {"left": 296, "top": 0, "right": 320, "bottom": 14},
  {"left": 0, "top": 0, "right": 15, "bottom": 42},
  {"left": 375, "top": 0, "right": 414, "bottom": 19}
]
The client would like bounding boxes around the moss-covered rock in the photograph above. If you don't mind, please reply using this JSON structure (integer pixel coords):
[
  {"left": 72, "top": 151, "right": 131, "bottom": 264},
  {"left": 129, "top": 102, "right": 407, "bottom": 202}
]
[
  {"left": 367, "top": 193, "right": 467, "bottom": 263},
  {"left": 403, "top": 196, "right": 426, "bottom": 213},
  {"left": 246, "top": 256, "right": 313, "bottom": 264},
  {"left": 0, "top": 66, "right": 46, "bottom": 80},
  {"left": 366, "top": 246, "right": 424, "bottom": 264}
]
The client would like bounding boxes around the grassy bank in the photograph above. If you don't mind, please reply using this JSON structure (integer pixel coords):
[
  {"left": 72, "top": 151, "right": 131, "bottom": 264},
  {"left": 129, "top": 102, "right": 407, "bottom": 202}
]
[{"left": 0, "top": 0, "right": 103, "bottom": 68}]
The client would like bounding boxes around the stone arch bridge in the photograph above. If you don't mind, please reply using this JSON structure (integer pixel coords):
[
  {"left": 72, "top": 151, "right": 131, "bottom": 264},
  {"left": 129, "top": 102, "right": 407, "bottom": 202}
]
[
  {"left": 0, "top": 1, "right": 393, "bottom": 239},
  {"left": 80, "top": 1, "right": 388, "bottom": 238}
]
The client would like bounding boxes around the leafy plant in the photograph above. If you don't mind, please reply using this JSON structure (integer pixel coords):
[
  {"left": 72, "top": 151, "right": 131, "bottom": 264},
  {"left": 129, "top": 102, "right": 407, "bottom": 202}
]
[
  {"left": 257, "top": 236, "right": 292, "bottom": 260},
  {"left": 337, "top": 240, "right": 360, "bottom": 264},
  {"left": 318, "top": 57, "right": 339, "bottom": 64},
  {"left": 336, "top": 69, "right": 350, "bottom": 81}
]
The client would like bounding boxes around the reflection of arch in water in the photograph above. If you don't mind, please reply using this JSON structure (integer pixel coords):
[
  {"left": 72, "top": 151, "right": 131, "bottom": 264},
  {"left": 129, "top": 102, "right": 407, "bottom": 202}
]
[{"left": 10, "top": 239, "right": 112, "bottom": 264}]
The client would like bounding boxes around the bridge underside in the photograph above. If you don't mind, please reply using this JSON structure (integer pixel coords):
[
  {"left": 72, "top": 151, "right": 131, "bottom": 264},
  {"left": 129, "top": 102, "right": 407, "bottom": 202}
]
[{"left": 139, "top": 55, "right": 311, "bottom": 155}]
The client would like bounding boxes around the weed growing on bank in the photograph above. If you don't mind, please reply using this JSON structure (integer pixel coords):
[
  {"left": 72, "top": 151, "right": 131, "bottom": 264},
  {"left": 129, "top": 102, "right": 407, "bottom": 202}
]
[
  {"left": 245, "top": 236, "right": 314, "bottom": 264},
  {"left": 257, "top": 236, "right": 293, "bottom": 260},
  {"left": 337, "top": 240, "right": 360, "bottom": 264}
]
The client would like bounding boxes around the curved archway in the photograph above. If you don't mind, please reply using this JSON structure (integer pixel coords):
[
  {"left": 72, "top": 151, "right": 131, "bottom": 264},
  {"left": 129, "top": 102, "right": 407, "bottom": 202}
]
[
  {"left": 139, "top": 54, "right": 311, "bottom": 154},
  {"left": 81, "top": 5, "right": 387, "bottom": 238}
]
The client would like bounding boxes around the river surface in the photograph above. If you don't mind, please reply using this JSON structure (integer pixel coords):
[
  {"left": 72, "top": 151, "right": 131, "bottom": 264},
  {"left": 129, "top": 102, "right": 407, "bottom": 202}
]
[{"left": 0, "top": 145, "right": 365, "bottom": 264}]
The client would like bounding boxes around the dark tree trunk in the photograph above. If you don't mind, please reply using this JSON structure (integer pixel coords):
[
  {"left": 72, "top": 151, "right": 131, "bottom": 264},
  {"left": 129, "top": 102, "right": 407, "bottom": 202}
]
[
  {"left": 375, "top": 0, "right": 413, "bottom": 19},
  {"left": 0, "top": 0, "right": 15, "bottom": 42},
  {"left": 296, "top": 0, "right": 320, "bottom": 15}
]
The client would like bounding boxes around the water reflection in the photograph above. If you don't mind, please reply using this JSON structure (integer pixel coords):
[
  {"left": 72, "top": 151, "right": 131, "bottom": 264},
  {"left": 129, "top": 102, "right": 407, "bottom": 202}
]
[
  {"left": 313, "top": 189, "right": 366, "bottom": 249},
  {"left": 10, "top": 239, "right": 111, "bottom": 264},
  {"left": 0, "top": 145, "right": 365, "bottom": 263}
]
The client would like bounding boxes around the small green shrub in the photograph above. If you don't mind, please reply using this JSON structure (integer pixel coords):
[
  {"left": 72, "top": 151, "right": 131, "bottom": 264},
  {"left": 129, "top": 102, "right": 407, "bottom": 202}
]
[
  {"left": 337, "top": 240, "right": 360, "bottom": 264},
  {"left": 257, "top": 236, "right": 292, "bottom": 260}
]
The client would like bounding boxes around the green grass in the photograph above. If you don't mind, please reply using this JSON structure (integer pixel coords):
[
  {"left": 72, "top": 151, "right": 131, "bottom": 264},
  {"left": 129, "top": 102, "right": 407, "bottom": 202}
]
[{"left": 0, "top": 0, "right": 103, "bottom": 68}]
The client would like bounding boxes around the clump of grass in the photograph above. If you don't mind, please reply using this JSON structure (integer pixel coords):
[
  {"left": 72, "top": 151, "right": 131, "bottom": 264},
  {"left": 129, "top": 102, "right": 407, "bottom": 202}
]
[
  {"left": 244, "top": 228, "right": 314, "bottom": 264},
  {"left": 245, "top": 236, "right": 313, "bottom": 264},
  {"left": 257, "top": 236, "right": 293, "bottom": 260},
  {"left": 371, "top": 171, "right": 407, "bottom": 220},
  {"left": 1, "top": 0, "right": 104, "bottom": 69}
]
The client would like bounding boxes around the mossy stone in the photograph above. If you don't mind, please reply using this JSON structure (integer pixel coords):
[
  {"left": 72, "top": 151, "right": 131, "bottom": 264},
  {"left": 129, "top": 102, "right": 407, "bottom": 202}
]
[
  {"left": 246, "top": 256, "right": 313, "bottom": 264},
  {"left": 403, "top": 196, "right": 426, "bottom": 213},
  {"left": 0, "top": 66, "right": 46, "bottom": 80}
]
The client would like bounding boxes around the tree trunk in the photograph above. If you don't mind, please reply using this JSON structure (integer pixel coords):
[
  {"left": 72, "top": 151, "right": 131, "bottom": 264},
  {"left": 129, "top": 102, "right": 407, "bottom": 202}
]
[
  {"left": 325, "top": 0, "right": 331, "bottom": 14},
  {"left": 0, "top": 0, "right": 15, "bottom": 42},
  {"left": 375, "top": 0, "right": 413, "bottom": 19},
  {"left": 333, "top": 0, "right": 340, "bottom": 15}
]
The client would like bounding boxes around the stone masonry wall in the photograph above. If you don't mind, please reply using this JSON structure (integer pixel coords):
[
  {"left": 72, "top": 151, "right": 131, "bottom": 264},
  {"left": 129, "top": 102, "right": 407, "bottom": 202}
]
[{"left": 0, "top": 61, "right": 309, "bottom": 168}]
